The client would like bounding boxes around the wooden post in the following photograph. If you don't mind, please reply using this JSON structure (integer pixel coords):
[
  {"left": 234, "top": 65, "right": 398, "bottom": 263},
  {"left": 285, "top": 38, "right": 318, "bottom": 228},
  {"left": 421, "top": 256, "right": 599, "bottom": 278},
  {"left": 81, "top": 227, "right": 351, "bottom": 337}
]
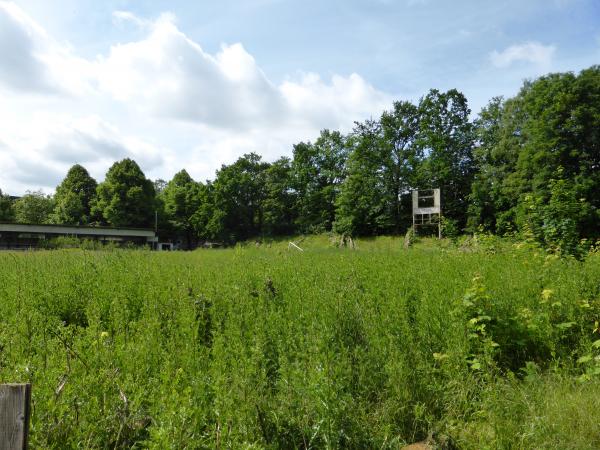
[{"left": 0, "top": 384, "right": 31, "bottom": 450}]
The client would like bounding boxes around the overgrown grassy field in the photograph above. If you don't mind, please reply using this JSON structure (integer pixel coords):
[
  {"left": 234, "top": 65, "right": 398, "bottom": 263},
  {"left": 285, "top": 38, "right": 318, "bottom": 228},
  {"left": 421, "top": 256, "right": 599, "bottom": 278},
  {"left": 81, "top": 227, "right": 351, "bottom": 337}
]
[{"left": 1, "top": 236, "right": 600, "bottom": 448}]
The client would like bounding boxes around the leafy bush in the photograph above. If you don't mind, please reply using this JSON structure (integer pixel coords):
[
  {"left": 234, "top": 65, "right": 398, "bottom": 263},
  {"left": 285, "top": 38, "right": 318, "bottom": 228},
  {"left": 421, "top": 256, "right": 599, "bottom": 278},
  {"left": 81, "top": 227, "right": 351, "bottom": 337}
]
[{"left": 518, "top": 167, "right": 591, "bottom": 257}]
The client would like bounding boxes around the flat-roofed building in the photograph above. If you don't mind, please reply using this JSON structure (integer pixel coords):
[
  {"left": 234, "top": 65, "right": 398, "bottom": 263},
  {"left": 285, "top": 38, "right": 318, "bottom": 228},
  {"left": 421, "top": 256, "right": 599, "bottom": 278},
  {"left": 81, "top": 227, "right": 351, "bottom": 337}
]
[{"left": 0, "top": 222, "right": 157, "bottom": 249}]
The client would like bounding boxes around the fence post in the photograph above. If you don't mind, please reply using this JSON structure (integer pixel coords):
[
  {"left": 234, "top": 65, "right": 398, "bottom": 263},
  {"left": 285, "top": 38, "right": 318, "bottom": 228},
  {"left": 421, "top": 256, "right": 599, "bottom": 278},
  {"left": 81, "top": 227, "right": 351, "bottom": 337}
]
[{"left": 0, "top": 384, "right": 31, "bottom": 450}]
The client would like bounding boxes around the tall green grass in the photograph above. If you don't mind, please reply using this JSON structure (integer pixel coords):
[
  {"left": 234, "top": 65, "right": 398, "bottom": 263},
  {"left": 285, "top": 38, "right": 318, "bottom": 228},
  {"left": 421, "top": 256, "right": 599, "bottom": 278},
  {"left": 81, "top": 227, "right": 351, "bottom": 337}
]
[{"left": 0, "top": 238, "right": 599, "bottom": 448}]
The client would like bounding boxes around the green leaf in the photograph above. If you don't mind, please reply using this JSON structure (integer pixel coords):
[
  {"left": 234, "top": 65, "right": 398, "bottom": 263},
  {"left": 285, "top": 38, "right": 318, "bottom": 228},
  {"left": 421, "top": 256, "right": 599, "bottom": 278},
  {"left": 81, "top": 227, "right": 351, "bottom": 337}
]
[
  {"left": 469, "top": 358, "right": 482, "bottom": 370},
  {"left": 433, "top": 352, "right": 449, "bottom": 361},
  {"left": 556, "top": 322, "right": 576, "bottom": 330}
]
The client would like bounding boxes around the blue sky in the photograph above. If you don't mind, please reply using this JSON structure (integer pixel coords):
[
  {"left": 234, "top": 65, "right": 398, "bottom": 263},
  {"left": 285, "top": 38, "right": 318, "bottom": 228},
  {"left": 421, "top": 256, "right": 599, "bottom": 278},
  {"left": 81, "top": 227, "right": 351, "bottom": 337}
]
[{"left": 0, "top": 0, "right": 598, "bottom": 194}]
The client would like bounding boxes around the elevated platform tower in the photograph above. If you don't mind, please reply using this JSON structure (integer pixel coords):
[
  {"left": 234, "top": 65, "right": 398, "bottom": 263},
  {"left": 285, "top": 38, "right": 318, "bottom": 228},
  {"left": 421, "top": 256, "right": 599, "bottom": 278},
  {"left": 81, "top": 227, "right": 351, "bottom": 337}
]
[{"left": 412, "top": 188, "right": 441, "bottom": 238}]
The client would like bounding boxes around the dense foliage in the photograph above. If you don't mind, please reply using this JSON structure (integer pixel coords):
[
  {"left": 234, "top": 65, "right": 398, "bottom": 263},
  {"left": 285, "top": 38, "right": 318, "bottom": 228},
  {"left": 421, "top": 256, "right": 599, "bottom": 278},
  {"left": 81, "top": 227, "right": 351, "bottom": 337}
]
[
  {"left": 50, "top": 164, "right": 98, "bottom": 225},
  {"left": 161, "top": 169, "right": 205, "bottom": 248},
  {"left": 1, "top": 239, "right": 600, "bottom": 448},
  {"left": 92, "top": 159, "right": 157, "bottom": 228},
  {"left": 0, "top": 188, "right": 14, "bottom": 221},
  {"left": 470, "top": 67, "right": 600, "bottom": 248},
  {"left": 292, "top": 130, "right": 347, "bottom": 233},
  {"left": 14, "top": 190, "right": 55, "bottom": 224},
  {"left": 2, "top": 66, "right": 599, "bottom": 252}
]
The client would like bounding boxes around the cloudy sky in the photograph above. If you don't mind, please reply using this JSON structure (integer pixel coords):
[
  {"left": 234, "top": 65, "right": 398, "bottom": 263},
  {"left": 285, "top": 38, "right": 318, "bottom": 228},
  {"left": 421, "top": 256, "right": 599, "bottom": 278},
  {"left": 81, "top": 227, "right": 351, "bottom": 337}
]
[{"left": 0, "top": 0, "right": 598, "bottom": 195}]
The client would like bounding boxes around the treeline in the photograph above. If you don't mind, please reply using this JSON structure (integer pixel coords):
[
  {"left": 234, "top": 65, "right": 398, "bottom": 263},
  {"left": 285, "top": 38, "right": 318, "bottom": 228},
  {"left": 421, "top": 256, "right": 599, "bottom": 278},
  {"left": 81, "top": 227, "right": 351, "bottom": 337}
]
[{"left": 1, "top": 66, "right": 599, "bottom": 251}]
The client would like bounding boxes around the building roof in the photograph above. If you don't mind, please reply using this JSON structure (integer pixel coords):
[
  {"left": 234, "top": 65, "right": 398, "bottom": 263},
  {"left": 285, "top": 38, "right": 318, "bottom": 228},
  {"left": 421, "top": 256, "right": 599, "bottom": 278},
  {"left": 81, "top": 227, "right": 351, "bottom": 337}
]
[{"left": 0, "top": 222, "right": 155, "bottom": 239}]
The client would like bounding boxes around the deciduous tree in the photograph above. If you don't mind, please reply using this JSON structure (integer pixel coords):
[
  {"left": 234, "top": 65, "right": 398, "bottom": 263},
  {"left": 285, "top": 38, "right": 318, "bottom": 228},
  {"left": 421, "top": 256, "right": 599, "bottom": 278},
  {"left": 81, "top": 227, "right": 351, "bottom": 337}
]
[
  {"left": 292, "top": 130, "right": 348, "bottom": 232},
  {"left": 418, "top": 89, "right": 475, "bottom": 229},
  {"left": 380, "top": 100, "right": 422, "bottom": 232},
  {"left": 15, "top": 190, "right": 54, "bottom": 224},
  {"left": 92, "top": 159, "right": 156, "bottom": 228},
  {"left": 50, "top": 164, "right": 97, "bottom": 225},
  {"left": 162, "top": 169, "right": 203, "bottom": 247},
  {"left": 208, "top": 153, "right": 269, "bottom": 242},
  {"left": 335, "top": 120, "right": 386, "bottom": 236},
  {"left": 469, "top": 66, "right": 600, "bottom": 245},
  {"left": 262, "top": 157, "right": 296, "bottom": 236},
  {"left": 0, "top": 189, "right": 15, "bottom": 222}
]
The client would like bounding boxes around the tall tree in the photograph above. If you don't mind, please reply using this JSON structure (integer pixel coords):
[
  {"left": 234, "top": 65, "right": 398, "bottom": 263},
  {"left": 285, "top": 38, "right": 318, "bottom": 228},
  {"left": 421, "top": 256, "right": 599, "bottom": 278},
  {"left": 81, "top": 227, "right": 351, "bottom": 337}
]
[
  {"left": 418, "top": 89, "right": 475, "bottom": 229},
  {"left": 468, "top": 96, "right": 524, "bottom": 233},
  {"left": 334, "top": 119, "right": 386, "bottom": 236},
  {"left": 92, "top": 159, "right": 156, "bottom": 228},
  {"left": 153, "top": 179, "right": 167, "bottom": 195},
  {"left": 191, "top": 181, "right": 215, "bottom": 241},
  {"left": 50, "top": 164, "right": 98, "bottom": 225},
  {"left": 512, "top": 67, "right": 600, "bottom": 239},
  {"left": 0, "top": 189, "right": 15, "bottom": 222},
  {"left": 292, "top": 130, "right": 348, "bottom": 232},
  {"left": 469, "top": 66, "right": 600, "bottom": 243},
  {"left": 335, "top": 102, "right": 422, "bottom": 237},
  {"left": 262, "top": 157, "right": 296, "bottom": 236},
  {"left": 14, "top": 190, "right": 54, "bottom": 224},
  {"left": 208, "top": 153, "right": 269, "bottom": 242},
  {"left": 161, "top": 169, "right": 203, "bottom": 248},
  {"left": 379, "top": 100, "right": 422, "bottom": 232}
]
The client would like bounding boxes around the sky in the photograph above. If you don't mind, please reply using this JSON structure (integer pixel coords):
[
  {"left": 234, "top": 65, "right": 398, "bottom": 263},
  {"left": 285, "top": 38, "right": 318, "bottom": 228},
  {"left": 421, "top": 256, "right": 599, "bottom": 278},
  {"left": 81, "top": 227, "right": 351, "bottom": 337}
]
[{"left": 0, "top": 0, "right": 598, "bottom": 195}]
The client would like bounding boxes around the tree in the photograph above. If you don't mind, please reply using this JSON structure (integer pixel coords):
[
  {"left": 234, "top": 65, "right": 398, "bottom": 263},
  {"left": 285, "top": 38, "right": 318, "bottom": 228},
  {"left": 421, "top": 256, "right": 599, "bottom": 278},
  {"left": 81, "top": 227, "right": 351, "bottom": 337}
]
[
  {"left": 161, "top": 170, "right": 203, "bottom": 248},
  {"left": 153, "top": 179, "right": 167, "bottom": 195},
  {"left": 512, "top": 67, "right": 600, "bottom": 239},
  {"left": 190, "top": 181, "right": 215, "bottom": 241},
  {"left": 335, "top": 101, "right": 423, "bottom": 237},
  {"left": 14, "top": 190, "right": 54, "bottom": 224},
  {"left": 518, "top": 168, "right": 589, "bottom": 256},
  {"left": 50, "top": 164, "right": 98, "bottom": 225},
  {"left": 292, "top": 130, "right": 348, "bottom": 232},
  {"left": 469, "top": 66, "right": 600, "bottom": 244},
  {"left": 0, "top": 189, "right": 15, "bottom": 222},
  {"left": 262, "top": 157, "right": 296, "bottom": 236},
  {"left": 418, "top": 89, "right": 475, "bottom": 229},
  {"left": 379, "top": 100, "right": 422, "bottom": 232},
  {"left": 208, "top": 153, "right": 269, "bottom": 242},
  {"left": 468, "top": 96, "right": 524, "bottom": 233},
  {"left": 334, "top": 119, "right": 387, "bottom": 236},
  {"left": 92, "top": 159, "right": 156, "bottom": 228}
]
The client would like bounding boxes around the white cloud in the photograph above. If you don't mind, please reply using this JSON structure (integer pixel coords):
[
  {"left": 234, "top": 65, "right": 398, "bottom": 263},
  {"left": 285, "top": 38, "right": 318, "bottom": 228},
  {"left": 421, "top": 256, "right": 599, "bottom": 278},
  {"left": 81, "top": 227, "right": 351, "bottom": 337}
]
[
  {"left": 95, "top": 15, "right": 287, "bottom": 130},
  {"left": 0, "top": 1, "right": 94, "bottom": 95},
  {"left": 0, "top": 4, "right": 392, "bottom": 194},
  {"left": 112, "top": 10, "right": 152, "bottom": 29},
  {"left": 0, "top": 1, "right": 55, "bottom": 92},
  {"left": 280, "top": 72, "right": 390, "bottom": 131},
  {"left": 0, "top": 111, "right": 167, "bottom": 193},
  {"left": 94, "top": 13, "right": 390, "bottom": 132},
  {"left": 490, "top": 42, "right": 556, "bottom": 69},
  {"left": 40, "top": 116, "right": 165, "bottom": 170}
]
